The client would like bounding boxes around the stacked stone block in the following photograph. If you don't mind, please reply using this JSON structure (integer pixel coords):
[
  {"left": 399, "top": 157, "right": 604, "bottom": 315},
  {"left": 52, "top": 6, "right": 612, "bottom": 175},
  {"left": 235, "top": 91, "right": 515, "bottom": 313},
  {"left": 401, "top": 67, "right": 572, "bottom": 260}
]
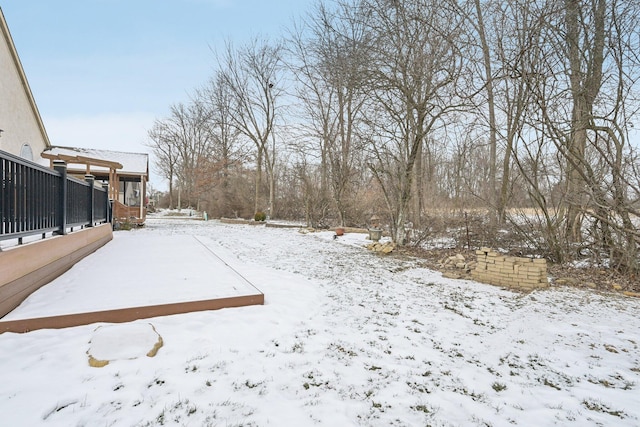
[
  {"left": 366, "top": 241, "right": 396, "bottom": 253},
  {"left": 472, "top": 247, "right": 548, "bottom": 290}
]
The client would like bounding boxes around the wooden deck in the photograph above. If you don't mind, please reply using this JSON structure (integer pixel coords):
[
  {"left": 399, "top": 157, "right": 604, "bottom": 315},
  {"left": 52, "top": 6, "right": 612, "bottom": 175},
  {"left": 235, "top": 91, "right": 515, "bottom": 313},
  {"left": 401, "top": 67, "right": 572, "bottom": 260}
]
[
  {"left": 0, "top": 224, "right": 113, "bottom": 319},
  {"left": 0, "top": 234, "right": 264, "bottom": 334},
  {"left": 113, "top": 200, "right": 147, "bottom": 225},
  {"left": 0, "top": 294, "right": 264, "bottom": 334}
]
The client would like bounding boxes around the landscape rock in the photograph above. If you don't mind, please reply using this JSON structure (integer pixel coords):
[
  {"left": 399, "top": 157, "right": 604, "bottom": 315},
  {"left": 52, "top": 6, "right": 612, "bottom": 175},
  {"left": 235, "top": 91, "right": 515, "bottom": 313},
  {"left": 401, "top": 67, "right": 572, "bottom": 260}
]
[{"left": 367, "top": 241, "right": 396, "bottom": 254}]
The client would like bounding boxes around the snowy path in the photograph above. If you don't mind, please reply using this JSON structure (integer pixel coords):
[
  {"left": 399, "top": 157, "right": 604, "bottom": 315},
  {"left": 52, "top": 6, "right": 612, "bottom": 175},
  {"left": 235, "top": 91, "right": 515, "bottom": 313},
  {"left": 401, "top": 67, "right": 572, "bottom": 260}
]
[{"left": 0, "top": 218, "right": 639, "bottom": 426}]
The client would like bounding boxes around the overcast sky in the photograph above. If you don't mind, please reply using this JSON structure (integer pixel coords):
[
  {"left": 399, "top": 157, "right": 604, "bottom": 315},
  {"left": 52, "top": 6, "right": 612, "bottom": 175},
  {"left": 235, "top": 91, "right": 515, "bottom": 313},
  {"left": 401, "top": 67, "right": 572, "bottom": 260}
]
[{"left": 2, "top": 0, "right": 313, "bottom": 189}]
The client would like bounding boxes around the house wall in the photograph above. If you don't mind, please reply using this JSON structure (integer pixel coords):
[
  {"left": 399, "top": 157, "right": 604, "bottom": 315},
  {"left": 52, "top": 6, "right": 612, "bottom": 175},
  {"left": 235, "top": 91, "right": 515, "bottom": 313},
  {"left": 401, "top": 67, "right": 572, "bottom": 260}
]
[{"left": 0, "top": 8, "right": 50, "bottom": 164}]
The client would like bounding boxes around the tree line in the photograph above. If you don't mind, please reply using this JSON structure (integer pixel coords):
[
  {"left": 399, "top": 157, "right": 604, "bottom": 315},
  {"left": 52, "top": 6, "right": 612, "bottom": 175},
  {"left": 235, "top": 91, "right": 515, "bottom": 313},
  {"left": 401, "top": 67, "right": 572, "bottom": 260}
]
[{"left": 147, "top": 0, "right": 640, "bottom": 273}]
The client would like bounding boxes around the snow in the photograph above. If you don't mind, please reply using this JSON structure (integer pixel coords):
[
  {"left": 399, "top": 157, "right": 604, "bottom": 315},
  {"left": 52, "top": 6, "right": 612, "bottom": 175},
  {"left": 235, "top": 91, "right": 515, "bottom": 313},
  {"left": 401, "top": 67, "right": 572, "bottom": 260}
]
[
  {"left": 43, "top": 146, "right": 148, "bottom": 175},
  {"left": 88, "top": 323, "right": 162, "bottom": 363},
  {"left": 0, "top": 231, "right": 56, "bottom": 251},
  {"left": 1, "top": 217, "right": 639, "bottom": 426}
]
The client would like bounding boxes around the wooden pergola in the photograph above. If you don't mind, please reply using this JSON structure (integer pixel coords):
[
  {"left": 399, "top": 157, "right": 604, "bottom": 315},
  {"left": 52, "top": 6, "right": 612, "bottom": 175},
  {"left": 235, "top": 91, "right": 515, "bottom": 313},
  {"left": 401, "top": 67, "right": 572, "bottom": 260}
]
[
  {"left": 41, "top": 151, "right": 123, "bottom": 201},
  {"left": 41, "top": 147, "right": 148, "bottom": 224}
]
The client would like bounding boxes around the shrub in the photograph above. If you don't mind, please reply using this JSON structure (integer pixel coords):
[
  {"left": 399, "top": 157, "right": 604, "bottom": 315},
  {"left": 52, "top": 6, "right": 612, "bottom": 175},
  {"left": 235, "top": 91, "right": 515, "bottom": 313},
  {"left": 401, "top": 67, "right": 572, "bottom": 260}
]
[
  {"left": 114, "top": 219, "right": 133, "bottom": 231},
  {"left": 254, "top": 211, "right": 267, "bottom": 222}
]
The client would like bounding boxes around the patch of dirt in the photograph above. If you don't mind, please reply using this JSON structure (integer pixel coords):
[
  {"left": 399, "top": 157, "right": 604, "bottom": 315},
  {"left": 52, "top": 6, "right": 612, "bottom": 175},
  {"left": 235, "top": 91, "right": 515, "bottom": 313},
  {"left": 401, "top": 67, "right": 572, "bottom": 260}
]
[{"left": 398, "top": 246, "right": 640, "bottom": 295}]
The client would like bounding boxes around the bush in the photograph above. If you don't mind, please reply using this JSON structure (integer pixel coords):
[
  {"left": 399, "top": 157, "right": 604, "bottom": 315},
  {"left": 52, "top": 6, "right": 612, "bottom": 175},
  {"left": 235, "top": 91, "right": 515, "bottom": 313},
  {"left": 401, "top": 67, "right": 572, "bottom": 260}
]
[
  {"left": 254, "top": 211, "right": 267, "bottom": 222},
  {"left": 114, "top": 219, "right": 133, "bottom": 231}
]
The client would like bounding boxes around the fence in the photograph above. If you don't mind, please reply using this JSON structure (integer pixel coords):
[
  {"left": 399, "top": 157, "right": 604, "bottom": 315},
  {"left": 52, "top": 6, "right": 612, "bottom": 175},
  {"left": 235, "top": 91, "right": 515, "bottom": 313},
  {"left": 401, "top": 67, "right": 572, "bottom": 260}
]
[{"left": 1, "top": 149, "right": 111, "bottom": 243}]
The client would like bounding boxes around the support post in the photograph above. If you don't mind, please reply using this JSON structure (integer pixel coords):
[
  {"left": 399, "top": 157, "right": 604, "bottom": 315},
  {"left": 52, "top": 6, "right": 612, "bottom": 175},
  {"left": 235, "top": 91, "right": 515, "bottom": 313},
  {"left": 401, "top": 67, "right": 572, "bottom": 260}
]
[
  {"left": 139, "top": 174, "right": 144, "bottom": 221},
  {"left": 53, "top": 160, "right": 67, "bottom": 235},
  {"left": 85, "top": 174, "right": 95, "bottom": 227},
  {"left": 109, "top": 200, "right": 114, "bottom": 228},
  {"left": 102, "top": 182, "right": 111, "bottom": 225}
]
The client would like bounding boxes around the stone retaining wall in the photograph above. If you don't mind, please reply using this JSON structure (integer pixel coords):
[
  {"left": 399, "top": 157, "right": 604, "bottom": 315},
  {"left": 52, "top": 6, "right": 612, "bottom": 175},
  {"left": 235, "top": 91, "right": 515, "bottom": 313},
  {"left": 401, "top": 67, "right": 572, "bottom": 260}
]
[{"left": 472, "top": 247, "right": 548, "bottom": 290}]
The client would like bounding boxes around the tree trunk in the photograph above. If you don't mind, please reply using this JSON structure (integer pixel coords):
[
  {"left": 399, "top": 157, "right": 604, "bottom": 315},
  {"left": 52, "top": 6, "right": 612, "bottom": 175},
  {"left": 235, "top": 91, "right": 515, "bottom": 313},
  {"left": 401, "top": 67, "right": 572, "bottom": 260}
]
[
  {"left": 269, "top": 169, "right": 275, "bottom": 219},
  {"left": 168, "top": 172, "right": 174, "bottom": 210},
  {"left": 254, "top": 146, "right": 263, "bottom": 215},
  {"left": 474, "top": 0, "right": 498, "bottom": 224},
  {"left": 563, "top": 0, "right": 606, "bottom": 242},
  {"left": 411, "top": 140, "right": 423, "bottom": 229},
  {"left": 498, "top": 129, "right": 515, "bottom": 223},
  {"left": 393, "top": 207, "right": 407, "bottom": 246}
]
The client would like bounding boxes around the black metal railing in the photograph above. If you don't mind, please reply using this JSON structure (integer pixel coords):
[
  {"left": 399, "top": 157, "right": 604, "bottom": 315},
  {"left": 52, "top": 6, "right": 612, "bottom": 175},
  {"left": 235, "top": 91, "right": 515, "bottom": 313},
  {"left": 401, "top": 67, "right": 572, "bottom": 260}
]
[{"left": 1, "top": 149, "right": 111, "bottom": 243}]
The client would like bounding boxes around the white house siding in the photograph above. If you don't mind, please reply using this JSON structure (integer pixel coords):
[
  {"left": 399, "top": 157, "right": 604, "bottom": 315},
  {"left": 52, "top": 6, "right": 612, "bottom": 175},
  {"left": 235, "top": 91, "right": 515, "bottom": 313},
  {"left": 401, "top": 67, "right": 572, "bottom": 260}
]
[{"left": 0, "top": 8, "right": 50, "bottom": 164}]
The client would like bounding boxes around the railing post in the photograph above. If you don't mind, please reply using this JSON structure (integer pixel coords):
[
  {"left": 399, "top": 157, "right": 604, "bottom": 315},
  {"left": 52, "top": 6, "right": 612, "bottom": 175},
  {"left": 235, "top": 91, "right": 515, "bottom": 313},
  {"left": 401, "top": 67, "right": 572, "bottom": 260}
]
[
  {"left": 102, "top": 182, "right": 110, "bottom": 225},
  {"left": 53, "top": 160, "right": 67, "bottom": 235},
  {"left": 85, "top": 174, "right": 95, "bottom": 227}
]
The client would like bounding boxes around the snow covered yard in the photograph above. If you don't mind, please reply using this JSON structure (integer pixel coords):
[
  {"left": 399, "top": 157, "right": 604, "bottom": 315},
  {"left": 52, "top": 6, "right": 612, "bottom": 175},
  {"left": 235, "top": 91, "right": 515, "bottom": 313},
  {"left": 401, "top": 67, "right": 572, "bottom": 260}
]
[{"left": 0, "top": 217, "right": 639, "bottom": 426}]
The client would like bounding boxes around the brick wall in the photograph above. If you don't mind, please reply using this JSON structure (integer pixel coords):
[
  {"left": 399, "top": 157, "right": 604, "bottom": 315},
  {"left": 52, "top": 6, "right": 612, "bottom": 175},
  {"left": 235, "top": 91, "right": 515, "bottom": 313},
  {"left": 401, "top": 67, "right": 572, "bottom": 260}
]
[{"left": 471, "top": 247, "right": 548, "bottom": 291}]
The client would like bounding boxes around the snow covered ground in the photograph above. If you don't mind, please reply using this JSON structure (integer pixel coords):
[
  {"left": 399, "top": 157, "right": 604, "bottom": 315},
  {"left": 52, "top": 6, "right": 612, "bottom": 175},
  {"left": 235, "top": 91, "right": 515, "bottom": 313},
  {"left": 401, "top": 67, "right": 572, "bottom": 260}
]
[{"left": 1, "top": 217, "right": 639, "bottom": 426}]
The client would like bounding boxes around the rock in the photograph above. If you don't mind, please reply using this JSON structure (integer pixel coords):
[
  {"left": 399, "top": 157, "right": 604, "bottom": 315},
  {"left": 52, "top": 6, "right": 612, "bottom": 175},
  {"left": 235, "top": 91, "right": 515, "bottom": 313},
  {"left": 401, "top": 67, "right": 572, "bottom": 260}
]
[
  {"left": 367, "top": 241, "right": 395, "bottom": 254},
  {"left": 442, "top": 271, "right": 463, "bottom": 279},
  {"left": 87, "top": 323, "right": 163, "bottom": 368}
]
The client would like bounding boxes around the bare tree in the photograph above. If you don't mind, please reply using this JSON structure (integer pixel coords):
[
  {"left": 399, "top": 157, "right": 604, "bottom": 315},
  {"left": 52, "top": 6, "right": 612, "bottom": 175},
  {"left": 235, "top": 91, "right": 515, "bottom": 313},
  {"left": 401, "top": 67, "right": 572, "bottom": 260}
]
[
  {"left": 500, "top": 0, "right": 640, "bottom": 269},
  {"left": 195, "top": 72, "right": 247, "bottom": 216},
  {"left": 146, "top": 102, "right": 212, "bottom": 209},
  {"left": 170, "top": 102, "right": 213, "bottom": 208},
  {"left": 457, "top": 0, "right": 500, "bottom": 221},
  {"left": 363, "top": 0, "right": 468, "bottom": 245},
  {"left": 577, "top": 0, "right": 640, "bottom": 271},
  {"left": 147, "top": 119, "right": 179, "bottom": 209},
  {"left": 219, "top": 38, "right": 283, "bottom": 217},
  {"left": 288, "top": 0, "right": 371, "bottom": 226},
  {"left": 560, "top": 0, "right": 607, "bottom": 242}
]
